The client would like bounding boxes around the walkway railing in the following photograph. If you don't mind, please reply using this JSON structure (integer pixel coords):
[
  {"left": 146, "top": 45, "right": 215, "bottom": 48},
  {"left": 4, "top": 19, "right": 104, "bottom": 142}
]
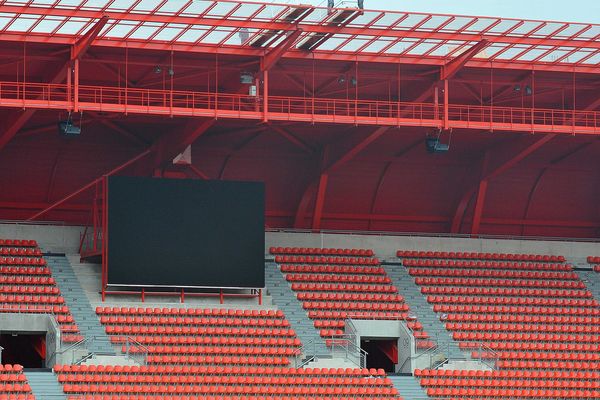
[
  {"left": 0, "top": 81, "right": 597, "bottom": 134},
  {"left": 293, "top": 336, "right": 367, "bottom": 369}
]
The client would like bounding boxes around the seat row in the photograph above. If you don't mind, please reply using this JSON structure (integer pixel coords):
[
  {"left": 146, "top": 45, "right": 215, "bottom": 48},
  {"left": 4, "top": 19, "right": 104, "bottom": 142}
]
[
  {"left": 421, "top": 286, "right": 592, "bottom": 298},
  {"left": 586, "top": 256, "right": 600, "bottom": 263},
  {"left": 403, "top": 259, "right": 571, "bottom": 271},
  {"left": 110, "top": 336, "right": 302, "bottom": 347},
  {"left": 446, "top": 322, "right": 599, "bottom": 334},
  {"left": 0, "top": 258, "right": 46, "bottom": 266},
  {"left": 427, "top": 295, "right": 598, "bottom": 307},
  {"left": 0, "top": 285, "right": 60, "bottom": 295},
  {"left": 145, "top": 355, "right": 290, "bottom": 366},
  {"left": 67, "top": 397, "right": 399, "bottom": 400},
  {"left": 275, "top": 255, "right": 379, "bottom": 265},
  {"left": 416, "top": 277, "right": 585, "bottom": 288},
  {"left": 0, "top": 239, "right": 37, "bottom": 247},
  {"left": 433, "top": 304, "right": 600, "bottom": 316},
  {"left": 0, "top": 294, "right": 65, "bottom": 304},
  {"left": 280, "top": 265, "right": 385, "bottom": 275},
  {"left": 0, "top": 276, "right": 55, "bottom": 284},
  {"left": 99, "top": 316, "right": 290, "bottom": 328},
  {"left": 96, "top": 307, "right": 283, "bottom": 318},
  {"left": 444, "top": 313, "right": 600, "bottom": 325},
  {"left": 287, "top": 274, "right": 390, "bottom": 284},
  {"left": 409, "top": 268, "right": 578, "bottom": 280},
  {"left": 297, "top": 292, "right": 403, "bottom": 302},
  {"left": 497, "top": 360, "right": 598, "bottom": 370},
  {"left": 473, "top": 351, "right": 600, "bottom": 362},
  {"left": 291, "top": 283, "right": 397, "bottom": 293},
  {"left": 425, "top": 387, "right": 598, "bottom": 398},
  {"left": 460, "top": 341, "right": 599, "bottom": 353},
  {"left": 0, "top": 266, "right": 50, "bottom": 276},
  {"left": 54, "top": 364, "right": 387, "bottom": 377},
  {"left": 0, "top": 248, "right": 42, "bottom": 257},
  {"left": 414, "top": 368, "right": 599, "bottom": 379},
  {"left": 420, "top": 377, "right": 599, "bottom": 389},
  {"left": 104, "top": 326, "right": 296, "bottom": 337},
  {"left": 397, "top": 250, "right": 565, "bottom": 262},
  {"left": 453, "top": 331, "right": 600, "bottom": 344},
  {"left": 270, "top": 247, "right": 374, "bottom": 256},
  {"left": 302, "top": 301, "right": 409, "bottom": 312}
]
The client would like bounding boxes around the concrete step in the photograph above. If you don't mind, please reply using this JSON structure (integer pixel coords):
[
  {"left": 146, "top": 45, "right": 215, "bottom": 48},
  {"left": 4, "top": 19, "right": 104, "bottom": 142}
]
[
  {"left": 45, "top": 255, "right": 116, "bottom": 356},
  {"left": 388, "top": 375, "right": 429, "bottom": 400},
  {"left": 25, "top": 371, "right": 66, "bottom": 400},
  {"left": 265, "top": 261, "right": 328, "bottom": 355},
  {"left": 384, "top": 263, "right": 467, "bottom": 361}
]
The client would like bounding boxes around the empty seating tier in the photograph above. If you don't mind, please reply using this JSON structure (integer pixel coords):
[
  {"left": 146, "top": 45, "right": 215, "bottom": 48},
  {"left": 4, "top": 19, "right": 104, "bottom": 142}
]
[
  {"left": 404, "top": 248, "right": 600, "bottom": 399},
  {"left": 271, "top": 247, "right": 374, "bottom": 257},
  {"left": 0, "top": 239, "right": 81, "bottom": 343},
  {"left": 0, "top": 364, "right": 34, "bottom": 400},
  {"left": 273, "top": 247, "right": 432, "bottom": 348},
  {"left": 96, "top": 307, "right": 301, "bottom": 366},
  {"left": 415, "top": 368, "right": 599, "bottom": 399},
  {"left": 398, "top": 250, "right": 565, "bottom": 263},
  {"left": 56, "top": 364, "right": 400, "bottom": 399}
]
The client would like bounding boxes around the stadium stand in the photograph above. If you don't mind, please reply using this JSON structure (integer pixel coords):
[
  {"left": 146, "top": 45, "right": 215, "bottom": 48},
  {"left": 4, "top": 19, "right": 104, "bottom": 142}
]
[
  {"left": 271, "top": 247, "right": 432, "bottom": 347},
  {"left": 398, "top": 250, "right": 600, "bottom": 398},
  {"left": 0, "top": 239, "right": 82, "bottom": 343},
  {"left": 95, "top": 306, "right": 301, "bottom": 366},
  {"left": 55, "top": 364, "right": 400, "bottom": 399},
  {"left": 0, "top": 364, "right": 34, "bottom": 400}
]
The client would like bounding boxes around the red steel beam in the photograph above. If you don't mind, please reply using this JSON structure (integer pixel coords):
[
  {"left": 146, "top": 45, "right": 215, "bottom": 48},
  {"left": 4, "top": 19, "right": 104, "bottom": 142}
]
[
  {"left": 451, "top": 134, "right": 556, "bottom": 233},
  {"left": 71, "top": 15, "right": 109, "bottom": 61},
  {"left": 295, "top": 126, "right": 390, "bottom": 229},
  {"left": 261, "top": 29, "right": 303, "bottom": 72},
  {"left": 27, "top": 149, "right": 153, "bottom": 221},
  {"left": 268, "top": 124, "right": 314, "bottom": 154},
  {"left": 441, "top": 39, "right": 490, "bottom": 80}
]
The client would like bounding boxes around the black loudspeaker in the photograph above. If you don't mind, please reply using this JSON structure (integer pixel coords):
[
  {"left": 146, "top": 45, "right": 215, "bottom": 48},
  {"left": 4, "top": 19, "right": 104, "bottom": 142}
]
[
  {"left": 426, "top": 138, "right": 449, "bottom": 153},
  {"left": 58, "top": 121, "right": 81, "bottom": 136}
]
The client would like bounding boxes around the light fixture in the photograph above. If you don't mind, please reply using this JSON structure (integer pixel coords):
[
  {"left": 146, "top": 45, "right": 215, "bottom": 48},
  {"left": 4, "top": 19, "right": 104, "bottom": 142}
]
[
  {"left": 337, "top": 75, "right": 346, "bottom": 84},
  {"left": 153, "top": 66, "right": 162, "bottom": 74},
  {"left": 168, "top": 68, "right": 174, "bottom": 76},
  {"left": 525, "top": 85, "right": 532, "bottom": 96},
  {"left": 350, "top": 77, "right": 357, "bottom": 87},
  {"left": 513, "top": 84, "right": 521, "bottom": 92}
]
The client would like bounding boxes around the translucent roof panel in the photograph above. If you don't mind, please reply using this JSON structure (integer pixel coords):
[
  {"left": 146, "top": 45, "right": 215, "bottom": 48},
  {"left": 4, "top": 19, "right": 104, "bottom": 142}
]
[{"left": 0, "top": 0, "right": 597, "bottom": 70}]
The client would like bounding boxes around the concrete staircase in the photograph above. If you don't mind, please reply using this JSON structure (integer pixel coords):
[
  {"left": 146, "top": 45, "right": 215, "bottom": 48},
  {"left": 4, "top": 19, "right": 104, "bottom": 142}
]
[
  {"left": 25, "top": 370, "right": 66, "bottom": 400},
  {"left": 388, "top": 375, "right": 429, "bottom": 400},
  {"left": 44, "top": 255, "right": 115, "bottom": 355},
  {"left": 384, "top": 262, "right": 466, "bottom": 360},
  {"left": 578, "top": 270, "right": 600, "bottom": 303},
  {"left": 264, "top": 261, "right": 328, "bottom": 355}
]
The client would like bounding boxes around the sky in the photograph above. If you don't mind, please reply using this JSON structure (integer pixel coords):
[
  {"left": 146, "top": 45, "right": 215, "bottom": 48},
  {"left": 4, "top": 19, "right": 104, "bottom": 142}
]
[{"left": 265, "top": 0, "right": 600, "bottom": 24}]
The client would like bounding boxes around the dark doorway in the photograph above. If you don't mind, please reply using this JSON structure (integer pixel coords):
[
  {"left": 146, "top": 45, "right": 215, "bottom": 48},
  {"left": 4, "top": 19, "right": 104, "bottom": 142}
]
[
  {"left": 361, "top": 339, "right": 397, "bottom": 373},
  {"left": 0, "top": 333, "right": 46, "bottom": 368}
]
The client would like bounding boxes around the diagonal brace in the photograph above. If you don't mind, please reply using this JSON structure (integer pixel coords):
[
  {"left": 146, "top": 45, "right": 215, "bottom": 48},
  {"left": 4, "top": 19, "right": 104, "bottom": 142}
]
[{"left": 441, "top": 39, "right": 489, "bottom": 80}]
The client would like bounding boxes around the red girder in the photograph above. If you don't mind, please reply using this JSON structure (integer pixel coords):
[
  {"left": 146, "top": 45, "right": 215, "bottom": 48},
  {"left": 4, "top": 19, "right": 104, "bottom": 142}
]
[
  {"left": 441, "top": 40, "right": 490, "bottom": 80},
  {"left": 261, "top": 29, "right": 303, "bottom": 72},
  {"left": 71, "top": 15, "right": 109, "bottom": 61}
]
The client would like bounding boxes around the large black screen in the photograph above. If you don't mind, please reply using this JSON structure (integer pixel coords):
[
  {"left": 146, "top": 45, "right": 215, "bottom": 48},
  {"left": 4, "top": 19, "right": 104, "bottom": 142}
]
[{"left": 107, "top": 176, "right": 265, "bottom": 288}]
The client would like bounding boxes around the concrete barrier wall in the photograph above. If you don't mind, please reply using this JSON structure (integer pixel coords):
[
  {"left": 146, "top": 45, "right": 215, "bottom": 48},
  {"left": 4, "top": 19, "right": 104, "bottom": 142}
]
[
  {"left": 266, "top": 231, "right": 600, "bottom": 259},
  {"left": 1, "top": 222, "right": 598, "bottom": 259},
  {"left": 0, "top": 222, "right": 84, "bottom": 253}
]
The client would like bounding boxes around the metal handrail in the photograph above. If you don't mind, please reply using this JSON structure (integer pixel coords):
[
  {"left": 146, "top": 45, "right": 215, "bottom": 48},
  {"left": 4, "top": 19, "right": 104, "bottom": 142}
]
[
  {"left": 122, "top": 336, "right": 149, "bottom": 366},
  {"left": 0, "top": 345, "right": 3, "bottom": 364}
]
